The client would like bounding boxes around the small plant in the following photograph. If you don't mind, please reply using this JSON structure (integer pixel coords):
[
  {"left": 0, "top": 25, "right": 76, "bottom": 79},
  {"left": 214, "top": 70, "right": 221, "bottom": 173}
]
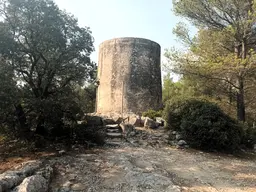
[{"left": 142, "top": 109, "right": 162, "bottom": 120}]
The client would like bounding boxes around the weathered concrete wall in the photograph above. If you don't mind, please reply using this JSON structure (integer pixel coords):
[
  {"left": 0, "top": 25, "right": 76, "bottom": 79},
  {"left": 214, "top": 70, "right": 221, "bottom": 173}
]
[{"left": 96, "top": 37, "right": 162, "bottom": 115}]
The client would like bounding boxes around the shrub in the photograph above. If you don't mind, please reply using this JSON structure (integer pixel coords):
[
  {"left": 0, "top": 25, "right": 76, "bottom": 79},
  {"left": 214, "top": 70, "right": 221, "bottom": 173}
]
[
  {"left": 241, "top": 123, "right": 256, "bottom": 149},
  {"left": 73, "top": 123, "right": 106, "bottom": 146},
  {"left": 142, "top": 109, "right": 162, "bottom": 120},
  {"left": 163, "top": 98, "right": 243, "bottom": 151},
  {"left": 162, "top": 98, "right": 190, "bottom": 131}
]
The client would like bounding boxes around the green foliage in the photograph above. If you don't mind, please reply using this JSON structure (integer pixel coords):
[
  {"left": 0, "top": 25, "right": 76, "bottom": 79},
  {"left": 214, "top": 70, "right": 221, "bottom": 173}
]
[
  {"left": 162, "top": 73, "right": 199, "bottom": 103},
  {"left": 163, "top": 97, "right": 189, "bottom": 131},
  {"left": 74, "top": 124, "right": 106, "bottom": 146},
  {"left": 172, "top": 22, "right": 194, "bottom": 46},
  {"left": 163, "top": 98, "right": 243, "bottom": 151},
  {"left": 75, "top": 84, "right": 97, "bottom": 113},
  {"left": 169, "top": 0, "right": 256, "bottom": 122},
  {"left": 0, "top": 60, "right": 17, "bottom": 112},
  {"left": 0, "top": 59, "right": 19, "bottom": 135},
  {"left": 0, "top": 0, "right": 97, "bottom": 141},
  {"left": 241, "top": 123, "right": 256, "bottom": 149},
  {"left": 142, "top": 109, "right": 162, "bottom": 120},
  {"left": 0, "top": 0, "right": 96, "bottom": 98}
]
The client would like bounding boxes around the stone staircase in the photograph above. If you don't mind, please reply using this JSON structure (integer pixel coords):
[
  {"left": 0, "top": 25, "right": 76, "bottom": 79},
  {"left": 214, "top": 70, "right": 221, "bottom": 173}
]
[{"left": 106, "top": 124, "right": 123, "bottom": 138}]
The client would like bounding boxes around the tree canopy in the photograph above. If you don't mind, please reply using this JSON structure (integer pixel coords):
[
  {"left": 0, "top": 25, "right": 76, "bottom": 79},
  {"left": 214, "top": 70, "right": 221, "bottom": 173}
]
[
  {"left": 0, "top": 0, "right": 95, "bottom": 99},
  {"left": 0, "top": 0, "right": 96, "bottom": 137},
  {"left": 165, "top": 0, "right": 256, "bottom": 122}
]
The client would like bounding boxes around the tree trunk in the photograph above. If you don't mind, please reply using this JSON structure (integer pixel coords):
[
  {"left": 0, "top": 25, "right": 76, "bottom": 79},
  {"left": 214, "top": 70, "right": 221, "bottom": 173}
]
[
  {"left": 35, "top": 114, "right": 46, "bottom": 135},
  {"left": 236, "top": 78, "right": 246, "bottom": 122},
  {"left": 15, "top": 104, "right": 30, "bottom": 137},
  {"left": 234, "top": 40, "right": 246, "bottom": 122}
]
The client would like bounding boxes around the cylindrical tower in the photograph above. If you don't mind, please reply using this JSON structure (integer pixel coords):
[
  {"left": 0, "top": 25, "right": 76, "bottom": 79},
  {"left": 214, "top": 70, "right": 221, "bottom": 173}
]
[{"left": 96, "top": 37, "right": 162, "bottom": 115}]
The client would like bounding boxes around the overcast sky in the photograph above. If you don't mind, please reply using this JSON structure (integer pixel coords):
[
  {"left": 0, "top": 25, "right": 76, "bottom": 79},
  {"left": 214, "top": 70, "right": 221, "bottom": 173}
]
[{"left": 54, "top": 0, "right": 193, "bottom": 64}]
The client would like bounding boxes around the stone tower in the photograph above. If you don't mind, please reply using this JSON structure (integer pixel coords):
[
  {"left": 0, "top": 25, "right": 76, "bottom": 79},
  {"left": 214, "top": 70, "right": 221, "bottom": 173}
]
[{"left": 96, "top": 37, "right": 162, "bottom": 115}]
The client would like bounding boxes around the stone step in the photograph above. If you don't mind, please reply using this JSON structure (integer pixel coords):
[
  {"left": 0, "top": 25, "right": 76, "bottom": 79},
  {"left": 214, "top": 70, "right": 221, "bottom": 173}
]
[
  {"left": 104, "top": 141, "right": 121, "bottom": 147},
  {"left": 106, "top": 124, "right": 120, "bottom": 129},
  {"left": 106, "top": 132, "right": 123, "bottom": 138},
  {"left": 107, "top": 128, "right": 121, "bottom": 133}
]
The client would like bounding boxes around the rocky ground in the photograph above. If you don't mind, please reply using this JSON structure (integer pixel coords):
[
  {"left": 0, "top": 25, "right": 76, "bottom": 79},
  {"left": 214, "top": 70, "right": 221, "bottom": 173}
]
[
  {"left": 1, "top": 127, "right": 256, "bottom": 192},
  {"left": 49, "top": 128, "right": 256, "bottom": 192}
]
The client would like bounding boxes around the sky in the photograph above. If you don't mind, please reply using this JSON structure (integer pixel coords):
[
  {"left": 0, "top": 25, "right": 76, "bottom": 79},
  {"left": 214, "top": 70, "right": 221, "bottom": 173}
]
[{"left": 54, "top": 0, "right": 192, "bottom": 64}]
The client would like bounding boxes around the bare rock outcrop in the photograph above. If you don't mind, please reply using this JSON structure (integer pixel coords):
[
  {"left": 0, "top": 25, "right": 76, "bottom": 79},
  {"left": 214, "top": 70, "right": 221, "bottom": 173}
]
[
  {"left": 12, "top": 175, "right": 48, "bottom": 192},
  {"left": 0, "top": 161, "right": 52, "bottom": 192}
]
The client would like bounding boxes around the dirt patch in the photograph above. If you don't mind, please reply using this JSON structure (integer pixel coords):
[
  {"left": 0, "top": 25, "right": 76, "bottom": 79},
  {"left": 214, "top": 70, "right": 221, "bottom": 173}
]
[{"left": 0, "top": 139, "right": 56, "bottom": 173}]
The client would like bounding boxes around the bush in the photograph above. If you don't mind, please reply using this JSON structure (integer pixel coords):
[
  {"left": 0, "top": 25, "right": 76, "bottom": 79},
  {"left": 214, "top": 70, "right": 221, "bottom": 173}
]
[
  {"left": 241, "top": 123, "right": 256, "bottom": 149},
  {"left": 163, "top": 98, "right": 243, "bottom": 151},
  {"left": 73, "top": 123, "right": 106, "bottom": 145},
  {"left": 142, "top": 109, "right": 162, "bottom": 120},
  {"left": 162, "top": 98, "right": 189, "bottom": 131}
]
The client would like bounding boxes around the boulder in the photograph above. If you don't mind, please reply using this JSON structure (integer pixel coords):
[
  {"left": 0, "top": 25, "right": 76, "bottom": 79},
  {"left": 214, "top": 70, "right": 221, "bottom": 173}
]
[
  {"left": 120, "top": 124, "right": 135, "bottom": 137},
  {"left": 112, "top": 116, "right": 123, "bottom": 124},
  {"left": 35, "top": 166, "right": 53, "bottom": 182},
  {"left": 12, "top": 175, "right": 48, "bottom": 192},
  {"left": 177, "top": 140, "right": 187, "bottom": 146},
  {"left": 17, "top": 161, "right": 42, "bottom": 176},
  {"left": 163, "top": 134, "right": 169, "bottom": 140},
  {"left": 175, "top": 134, "right": 183, "bottom": 141},
  {"left": 0, "top": 174, "right": 21, "bottom": 192},
  {"left": 129, "top": 131, "right": 137, "bottom": 137},
  {"left": 129, "top": 116, "right": 143, "bottom": 127},
  {"left": 58, "top": 150, "right": 66, "bottom": 155},
  {"left": 155, "top": 117, "right": 165, "bottom": 126},
  {"left": 168, "top": 140, "right": 176, "bottom": 146},
  {"left": 169, "top": 133, "right": 176, "bottom": 140},
  {"left": 0, "top": 171, "right": 24, "bottom": 189},
  {"left": 0, "top": 161, "right": 42, "bottom": 191},
  {"left": 71, "top": 183, "right": 86, "bottom": 191},
  {"left": 144, "top": 117, "right": 159, "bottom": 129},
  {"left": 77, "top": 121, "right": 86, "bottom": 125}
]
